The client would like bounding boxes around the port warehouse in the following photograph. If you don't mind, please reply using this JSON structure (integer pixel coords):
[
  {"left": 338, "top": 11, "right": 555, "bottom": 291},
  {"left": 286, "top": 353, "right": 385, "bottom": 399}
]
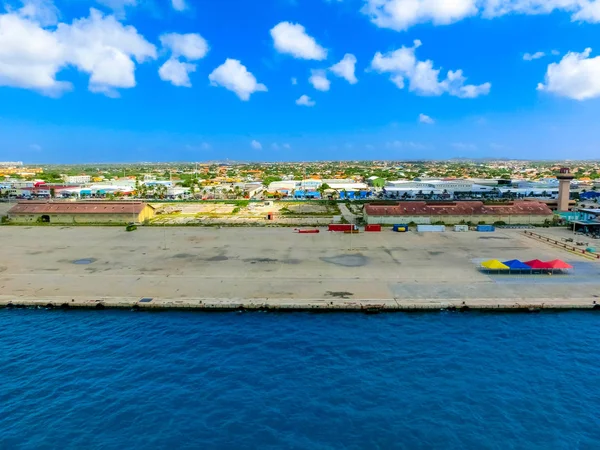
[
  {"left": 363, "top": 201, "right": 554, "bottom": 225},
  {"left": 7, "top": 202, "right": 156, "bottom": 224}
]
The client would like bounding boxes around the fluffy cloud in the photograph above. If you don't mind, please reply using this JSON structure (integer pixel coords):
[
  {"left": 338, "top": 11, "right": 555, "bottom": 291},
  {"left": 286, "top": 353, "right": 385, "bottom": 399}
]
[
  {"left": 291, "top": 77, "right": 297, "bottom": 85},
  {"left": 160, "top": 32, "right": 209, "bottom": 60},
  {"left": 419, "top": 113, "right": 434, "bottom": 124},
  {"left": 209, "top": 59, "right": 267, "bottom": 100},
  {"left": 18, "top": 0, "right": 60, "bottom": 26},
  {"left": 363, "top": 0, "right": 600, "bottom": 31},
  {"left": 270, "top": 21, "right": 327, "bottom": 60},
  {"left": 370, "top": 40, "right": 491, "bottom": 98},
  {"left": 0, "top": 13, "right": 69, "bottom": 95},
  {"left": 95, "top": 0, "right": 137, "bottom": 18},
  {"left": 171, "top": 0, "right": 187, "bottom": 11},
  {"left": 251, "top": 140, "right": 262, "bottom": 150},
  {"left": 0, "top": 8, "right": 156, "bottom": 97},
  {"left": 523, "top": 51, "right": 546, "bottom": 61},
  {"left": 309, "top": 69, "right": 330, "bottom": 91},
  {"left": 329, "top": 53, "right": 357, "bottom": 84},
  {"left": 158, "top": 58, "right": 196, "bottom": 87},
  {"left": 296, "top": 94, "right": 316, "bottom": 106},
  {"left": 537, "top": 48, "right": 600, "bottom": 100},
  {"left": 283, "top": 143, "right": 291, "bottom": 149},
  {"left": 56, "top": 9, "right": 156, "bottom": 96},
  {"left": 363, "top": 0, "right": 477, "bottom": 31}
]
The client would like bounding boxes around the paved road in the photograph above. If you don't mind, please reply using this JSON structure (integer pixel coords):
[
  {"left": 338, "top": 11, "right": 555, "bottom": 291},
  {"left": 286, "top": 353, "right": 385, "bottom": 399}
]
[{"left": 338, "top": 203, "right": 357, "bottom": 223}]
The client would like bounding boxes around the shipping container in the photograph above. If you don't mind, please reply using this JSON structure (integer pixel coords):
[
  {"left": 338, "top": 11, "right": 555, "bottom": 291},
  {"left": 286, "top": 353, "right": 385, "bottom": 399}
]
[
  {"left": 328, "top": 224, "right": 357, "bottom": 232},
  {"left": 454, "top": 225, "right": 469, "bottom": 232},
  {"left": 393, "top": 224, "right": 409, "bottom": 232},
  {"left": 417, "top": 225, "right": 446, "bottom": 232},
  {"left": 365, "top": 224, "right": 381, "bottom": 232},
  {"left": 476, "top": 225, "right": 495, "bottom": 232}
]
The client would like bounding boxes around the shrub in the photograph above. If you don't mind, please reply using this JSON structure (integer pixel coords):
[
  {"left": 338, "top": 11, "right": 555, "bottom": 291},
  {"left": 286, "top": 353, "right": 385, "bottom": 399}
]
[{"left": 493, "top": 221, "right": 506, "bottom": 226}]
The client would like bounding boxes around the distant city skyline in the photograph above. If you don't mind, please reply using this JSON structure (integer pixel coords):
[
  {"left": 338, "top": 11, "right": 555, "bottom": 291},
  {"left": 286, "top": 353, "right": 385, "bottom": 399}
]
[{"left": 1, "top": 0, "right": 600, "bottom": 162}]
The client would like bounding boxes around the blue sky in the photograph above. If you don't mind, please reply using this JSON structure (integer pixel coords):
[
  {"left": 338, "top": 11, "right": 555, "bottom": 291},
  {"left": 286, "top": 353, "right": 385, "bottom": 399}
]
[{"left": 1, "top": 0, "right": 600, "bottom": 163}]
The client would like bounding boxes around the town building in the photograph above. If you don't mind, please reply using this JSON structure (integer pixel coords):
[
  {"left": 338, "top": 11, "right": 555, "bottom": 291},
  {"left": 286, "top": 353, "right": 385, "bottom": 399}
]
[
  {"left": 7, "top": 201, "right": 155, "bottom": 224},
  {"left": 63, "top": 175, "right": 92, "bottom": 184},
  {"left": 364, "top": 201, "right": 554, "bottom": 225}
]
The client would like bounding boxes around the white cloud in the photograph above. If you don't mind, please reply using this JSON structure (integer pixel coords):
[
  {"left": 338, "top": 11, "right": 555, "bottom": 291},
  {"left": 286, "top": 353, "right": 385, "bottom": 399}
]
[
  {"left": 29, "top": 143, "right": 42, "bottom": 151},
  {"left": 363, "top": 0, "right": 600, "bottom": 31},
  {"left": 208, "top": 58, "right": 267, "bottom": 100},
  {"left": 0, "top": 13, "right": 70, "bottom": 96},
  {"left": 296, "top": 94, "right": 316, "bottom": 106},
  {"left": 309, "top": 69, "right": 330, "bottom": 91},
  {"left": 291, "top": 77, "right": 297, "bottom": 85},
  {"left": 18, "top": 0, "right": 60, "bottom": 26},
  {"left": 56, "top": 9, "right": 156, "bottom": 96},
  {"left": 419, "top": 113, "right": 434, "bottom": 124},
  {"left": 158, "top": 58, "right": 196, "bottom": 87},
  {"left": 283, "top": 143, "right": 291, "bottom": 149},
  {"left": 329, "top": 53, "right": 357, "bottom": 84},
  {"left": 0, "top": 8, "right": 156, "bottom": 97},
  {"left": 363, "top": 0, "right": 477, "bottom": 31},
  {"left": 160, "top": 32, "right": 209, "bottom": 60},
  {"left": 551, "top": 49, "right": 561, "bottom": 55},
  {"left": 537, "top": 48, "right": 600, "bottom": 100},
  {"left": 251, "top": 140, "right": 262, "bottom": 150},
  {"left": 371, "top": 40, "right": 491, "bottom": 98},
  {"left": 201, "top": 142, "right": 211, "bottom": 150},
  {"left": 271, "top": 143, "right": 280, "bottom": 150},
  {"left": 270, "top": 21, "right": 327, "bottom": 60},
  {"left": 523, "top": 51, "right": 546, "bottom": 61},
  {"left": 95, "top": 0, "right": 137, "bottom": 18},
  {"left": 171, "top": 0, "right": 187, "bottom": 11}
]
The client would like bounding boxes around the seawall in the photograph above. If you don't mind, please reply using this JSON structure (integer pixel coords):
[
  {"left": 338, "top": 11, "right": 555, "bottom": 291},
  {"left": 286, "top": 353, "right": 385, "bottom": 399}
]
[{"left": 1, "top": 296, "right": 599, "bottom": 313}]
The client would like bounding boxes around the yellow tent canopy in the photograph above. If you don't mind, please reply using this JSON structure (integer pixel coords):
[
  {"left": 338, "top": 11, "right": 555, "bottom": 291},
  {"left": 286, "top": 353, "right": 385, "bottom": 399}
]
[{"left": 481, "top": 259, "right": 510, "bottom": 270}]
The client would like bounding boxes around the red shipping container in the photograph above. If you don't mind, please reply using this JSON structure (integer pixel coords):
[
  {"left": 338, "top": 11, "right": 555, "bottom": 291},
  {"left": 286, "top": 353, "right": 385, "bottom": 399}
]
[
  {"left": 365, "top": 224, "right": 381, "bottom": 232},
  {"left": 328, "top": 224, "right": 355, "bottom": 232}
]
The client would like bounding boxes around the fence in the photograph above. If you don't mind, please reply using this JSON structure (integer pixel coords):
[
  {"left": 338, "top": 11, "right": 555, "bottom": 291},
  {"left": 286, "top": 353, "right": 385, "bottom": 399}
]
[{"left": 522, "top": 230, "right": 600, "bottom": 259}]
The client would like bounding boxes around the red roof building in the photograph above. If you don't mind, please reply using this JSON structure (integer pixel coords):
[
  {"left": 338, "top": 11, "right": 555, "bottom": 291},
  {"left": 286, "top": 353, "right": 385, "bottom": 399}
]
[
  {"left": 8, "top": 201, "right": 155, "bottom": 224},
  {"left": 364, "top": 201, "right": 554, "bottom": 225}
]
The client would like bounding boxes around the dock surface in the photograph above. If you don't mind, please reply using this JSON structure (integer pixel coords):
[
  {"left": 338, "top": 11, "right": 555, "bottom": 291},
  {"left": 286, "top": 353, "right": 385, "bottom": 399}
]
[{"left": 1, "top": 226, "right": 599, "bottom": 312}]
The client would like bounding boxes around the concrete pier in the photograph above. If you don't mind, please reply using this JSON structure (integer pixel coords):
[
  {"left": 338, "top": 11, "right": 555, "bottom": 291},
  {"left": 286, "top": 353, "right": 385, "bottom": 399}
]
[{"left": 2, "top": 226, "right": 600, "bottom": 313}]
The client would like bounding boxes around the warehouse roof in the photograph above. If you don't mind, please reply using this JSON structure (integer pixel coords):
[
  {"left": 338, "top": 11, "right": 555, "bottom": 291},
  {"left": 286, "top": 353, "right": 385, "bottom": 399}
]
[
  {"left": 365, "top": 201, "right": 553, "bottom": 216},
  {"left": 8, "top": 201, "right": 152, "bottom": 215}
]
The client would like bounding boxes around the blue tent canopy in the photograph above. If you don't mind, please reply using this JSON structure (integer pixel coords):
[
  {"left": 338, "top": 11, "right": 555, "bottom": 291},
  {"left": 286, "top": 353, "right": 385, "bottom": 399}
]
[{"left": 503, "top": 260, "right": 532, "bottom": 270}]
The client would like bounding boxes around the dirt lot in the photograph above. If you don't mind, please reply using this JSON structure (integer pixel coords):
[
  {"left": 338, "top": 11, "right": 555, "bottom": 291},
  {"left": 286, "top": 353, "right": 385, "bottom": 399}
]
[{"left": 151, "top": 201, "right": 338, "bottom": 225}]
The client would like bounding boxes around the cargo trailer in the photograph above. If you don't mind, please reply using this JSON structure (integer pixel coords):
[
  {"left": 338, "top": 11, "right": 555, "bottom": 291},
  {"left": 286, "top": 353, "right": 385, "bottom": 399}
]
[
  {"left": 476, "top": 225, "right": 495, "bottom": 232},
  {"left": 328, "top": 224, "right": 357, "bottom": 232},
  {"left": 417, "top": 225, "right": 446, "bottom": 232},
  {"left": 454, "top": 225, "right": 469, "bottom": 232},
  {"left": 365, "top": 224, "right": 381, "bottom": 232}
]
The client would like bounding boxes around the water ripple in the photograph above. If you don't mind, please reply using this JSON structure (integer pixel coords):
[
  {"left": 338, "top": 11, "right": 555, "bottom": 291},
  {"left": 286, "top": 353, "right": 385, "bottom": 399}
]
[{"left": 1, "top": 310, "right": 600, "bottom": 449}]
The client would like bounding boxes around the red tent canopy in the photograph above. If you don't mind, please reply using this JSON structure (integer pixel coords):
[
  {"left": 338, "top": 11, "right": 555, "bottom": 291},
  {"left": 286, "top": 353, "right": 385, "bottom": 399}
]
[
  {"left": 545, "top": 259, "right": 573, "bottom": 269},
  {"left": 524, "top": 259, "right": 553, "bottom": 269}
]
